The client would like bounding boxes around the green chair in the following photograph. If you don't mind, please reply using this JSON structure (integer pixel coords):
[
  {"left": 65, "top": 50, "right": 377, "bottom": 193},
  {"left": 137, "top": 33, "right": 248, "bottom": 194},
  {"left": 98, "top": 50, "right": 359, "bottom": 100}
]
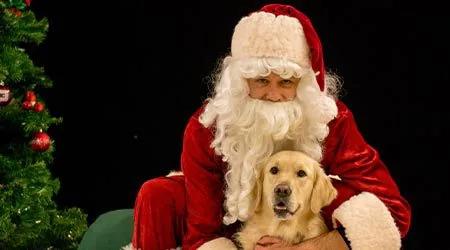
[{"left": 78, "top": 209, "right": 134, "bottom": 250}]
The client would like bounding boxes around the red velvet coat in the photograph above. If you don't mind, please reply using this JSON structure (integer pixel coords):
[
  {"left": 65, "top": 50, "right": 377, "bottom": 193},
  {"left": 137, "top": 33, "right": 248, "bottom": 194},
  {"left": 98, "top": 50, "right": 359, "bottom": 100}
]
[{"left": 181, "top": 100, "right": 411, "bottom": 250}]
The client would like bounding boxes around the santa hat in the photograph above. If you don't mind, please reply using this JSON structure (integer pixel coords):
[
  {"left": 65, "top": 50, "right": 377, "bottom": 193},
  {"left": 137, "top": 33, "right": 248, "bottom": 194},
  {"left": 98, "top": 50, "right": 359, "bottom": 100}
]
[{"left": 231, "top": 4, "right": 325, "bottom": 92}]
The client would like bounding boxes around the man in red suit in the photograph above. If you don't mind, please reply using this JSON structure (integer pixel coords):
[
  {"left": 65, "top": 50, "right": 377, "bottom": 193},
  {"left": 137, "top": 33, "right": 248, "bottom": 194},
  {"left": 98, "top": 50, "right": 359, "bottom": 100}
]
[{"left": 129, "top": 3, "right": 411, "bottom": 250}]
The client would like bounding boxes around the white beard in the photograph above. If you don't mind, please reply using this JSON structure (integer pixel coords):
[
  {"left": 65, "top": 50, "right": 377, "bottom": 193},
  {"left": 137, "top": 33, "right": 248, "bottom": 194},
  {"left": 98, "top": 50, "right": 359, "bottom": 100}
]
[
  {"left": 218, "top": 98, "right": 304, "bottom": 224},
  {"left": 218, "top": 98, "right": 303, "bottom": 160},
  {"left": 198, "top": 58, "right": 339, "bottom": 225},
  {"left": 200, "top": 95, "right": 336, "bottom": 225}
]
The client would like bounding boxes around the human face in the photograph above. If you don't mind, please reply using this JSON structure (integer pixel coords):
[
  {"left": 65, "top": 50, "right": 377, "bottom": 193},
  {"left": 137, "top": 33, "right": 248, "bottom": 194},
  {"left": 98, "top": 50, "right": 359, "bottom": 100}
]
[{"left": 247, "top": 72, "right": 300, "bottom": 102}]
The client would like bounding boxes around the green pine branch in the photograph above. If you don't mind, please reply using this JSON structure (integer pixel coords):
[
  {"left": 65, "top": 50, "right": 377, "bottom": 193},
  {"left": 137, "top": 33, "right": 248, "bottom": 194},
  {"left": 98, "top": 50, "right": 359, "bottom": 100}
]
[
  {"left": 1, "top": 45, "right": 52, "bottom": 91},
  {"left": 0, "top": 99, "right": 62, "bottom": 137},
  {"left": 0, "top": 9, "right": 48, "bottom": 45},
  {"left": 1, "top": 9, "right": 51, "bottom": 89},
  {"left": 0, "top": 0, "right": 27, "bottom": 11},
  {"left": 0, "top": 5, "right": 88, "bottom": 250}
]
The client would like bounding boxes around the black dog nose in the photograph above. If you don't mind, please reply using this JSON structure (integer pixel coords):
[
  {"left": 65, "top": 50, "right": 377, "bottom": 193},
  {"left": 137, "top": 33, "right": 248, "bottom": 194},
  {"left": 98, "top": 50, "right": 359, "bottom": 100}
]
[{"left": 274, "top": 183, "right": 291, "bottom": 198}]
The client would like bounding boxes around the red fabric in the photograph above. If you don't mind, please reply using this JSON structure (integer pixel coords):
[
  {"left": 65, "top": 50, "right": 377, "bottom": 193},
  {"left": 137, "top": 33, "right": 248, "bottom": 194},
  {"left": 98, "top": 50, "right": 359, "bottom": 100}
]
[
  {"left": 180, "top": 101, "right": 411, "bottom": 249},
  {"left": 320, "top": 102, "right": 412, "bottom": 236},
  {"left": 132, "top": 176, "right": 186, "bottom": 250},
  {"left": 180, "top": 105, "right": 241, "bottom": 249},
  {"left": 132, "top": 101, "right": 412, "bottom": 250},
  {"left": 257, "top": 4, "right": 325, "bottom": 92}
]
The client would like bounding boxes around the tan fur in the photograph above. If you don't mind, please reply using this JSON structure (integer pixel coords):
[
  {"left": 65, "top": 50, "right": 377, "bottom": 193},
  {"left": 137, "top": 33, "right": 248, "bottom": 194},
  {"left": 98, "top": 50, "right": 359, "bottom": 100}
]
[{"left": 234, "top": 150, "right": 337, "bottom": 250}]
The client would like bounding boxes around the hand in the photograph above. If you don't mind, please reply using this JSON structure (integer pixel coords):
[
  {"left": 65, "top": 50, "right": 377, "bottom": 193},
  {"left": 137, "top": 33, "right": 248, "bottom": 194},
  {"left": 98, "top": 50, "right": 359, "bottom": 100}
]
[
  {"left": 254, "top": 236, "right": 292, "bottom": 250},
  {"left": 295, "top": 230, "right": 349, "bottom": 250},
  {"left": 253, "top": 230, "right": 349, "bottom": 250}
]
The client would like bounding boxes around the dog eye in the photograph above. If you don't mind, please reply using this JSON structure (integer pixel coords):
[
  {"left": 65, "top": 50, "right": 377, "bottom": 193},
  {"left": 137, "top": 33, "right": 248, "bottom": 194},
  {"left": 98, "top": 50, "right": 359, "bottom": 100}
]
[
  {"left": 297, "top": 170, "right": 307, "bottom": 177},
  {"left": 270, "top": 166, "right": 279, "bottom": 174}
]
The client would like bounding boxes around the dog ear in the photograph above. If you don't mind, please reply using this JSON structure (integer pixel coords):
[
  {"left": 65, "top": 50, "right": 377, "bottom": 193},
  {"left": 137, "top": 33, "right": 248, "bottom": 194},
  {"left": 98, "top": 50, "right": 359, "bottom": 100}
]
[
  {"left": 249, "top": 167, "right": 264, "bottom": 214},
  {"left": 310, "top": 163, "right": 338, "bottom": 214}
]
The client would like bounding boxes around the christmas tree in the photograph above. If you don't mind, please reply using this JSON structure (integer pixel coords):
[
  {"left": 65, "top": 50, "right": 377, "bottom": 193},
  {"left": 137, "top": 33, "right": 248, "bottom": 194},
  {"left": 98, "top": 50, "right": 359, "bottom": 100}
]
[{"left": 0, "top": 1, "right": 88, "bottom": 249}]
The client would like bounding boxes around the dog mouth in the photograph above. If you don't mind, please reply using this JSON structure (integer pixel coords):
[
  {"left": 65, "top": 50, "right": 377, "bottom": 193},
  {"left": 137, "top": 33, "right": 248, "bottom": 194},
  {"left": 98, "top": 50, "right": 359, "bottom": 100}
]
[{"left": 273, "top": 201, "right": 295, "bottom": 217}]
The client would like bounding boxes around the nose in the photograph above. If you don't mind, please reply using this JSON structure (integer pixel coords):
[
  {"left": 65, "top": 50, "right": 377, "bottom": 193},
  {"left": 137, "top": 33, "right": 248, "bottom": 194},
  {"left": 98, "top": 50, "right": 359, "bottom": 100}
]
[
  {"left": 265, "top": 89, "right": 283, "bottom": 102},
  {"left": 274, "top": 183, "right": 291, "bottom": 198}
]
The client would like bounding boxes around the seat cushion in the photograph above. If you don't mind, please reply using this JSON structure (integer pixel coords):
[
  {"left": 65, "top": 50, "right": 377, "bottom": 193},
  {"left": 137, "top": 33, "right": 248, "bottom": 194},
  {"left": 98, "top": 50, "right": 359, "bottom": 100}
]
[{"left": 78, "top": 209, "right": 134, "bottom": 250}]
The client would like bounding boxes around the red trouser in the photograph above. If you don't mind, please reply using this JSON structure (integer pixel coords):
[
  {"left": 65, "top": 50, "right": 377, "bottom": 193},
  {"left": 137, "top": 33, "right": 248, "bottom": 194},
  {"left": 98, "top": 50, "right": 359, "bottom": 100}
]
[{"left": 132, "top": 175, "right": 186, "bottom": 250}]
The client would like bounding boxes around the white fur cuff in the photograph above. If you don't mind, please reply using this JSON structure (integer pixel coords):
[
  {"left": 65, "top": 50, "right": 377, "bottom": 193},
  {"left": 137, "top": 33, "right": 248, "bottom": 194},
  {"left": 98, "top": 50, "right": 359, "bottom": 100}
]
[
  {"left": 332, "top": 192, "right": 401, "bottom": 250},
  {"left": 166, "top": 170, "right": 184, "bottom": 177},
  {"left": 121, "top": 243, "right": 138, "bottom": 250},
  {"left": 198, "top": 237, "right": 237, "bottom": 250}
]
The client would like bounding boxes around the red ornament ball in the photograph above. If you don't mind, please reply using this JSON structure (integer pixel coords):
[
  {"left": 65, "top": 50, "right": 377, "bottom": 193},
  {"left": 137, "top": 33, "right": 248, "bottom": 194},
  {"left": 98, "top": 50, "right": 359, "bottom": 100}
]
[
  {"left": 25, "top": 91, "right": 36, "bottom": 102},
  {"left": 31, "top": 131, "right": 51, "bottom": 152},
  {"left": 11, "top": 8, "right": 22, "bottom": 16},
  {"left": 22, "top": 100, "right": 34, "bottom": 110},
  {"left": 33, "top": 102, "right": 44, "bottom": 112}
]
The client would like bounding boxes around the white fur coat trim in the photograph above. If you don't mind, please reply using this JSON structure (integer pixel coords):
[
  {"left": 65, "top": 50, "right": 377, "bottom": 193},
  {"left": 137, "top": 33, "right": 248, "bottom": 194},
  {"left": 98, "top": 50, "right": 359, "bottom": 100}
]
[
  {"left": 198, "top": 237, "right": 237, "bottom": 250},
  {"left": 332, "top": 192, "right": 401, "bottom": 250},
  {"left": 166, "top": 170, "right": 184, "bottom": 177},
  {"left": 121, "top": 243, "right": 138, "bottom": 250}
]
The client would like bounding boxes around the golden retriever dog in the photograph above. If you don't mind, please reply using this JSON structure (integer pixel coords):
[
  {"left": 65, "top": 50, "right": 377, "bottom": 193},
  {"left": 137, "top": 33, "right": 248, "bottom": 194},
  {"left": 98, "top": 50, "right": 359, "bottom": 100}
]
[{"left": 234, "top": 150, "right": 338, "bottom": 250}]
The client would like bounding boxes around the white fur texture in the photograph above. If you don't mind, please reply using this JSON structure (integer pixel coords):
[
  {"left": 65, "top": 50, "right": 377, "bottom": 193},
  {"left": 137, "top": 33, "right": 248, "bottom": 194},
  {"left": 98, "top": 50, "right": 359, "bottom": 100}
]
[
  {"left": 166, "top": 170, "right": 184, "bottom": 177},
  {"left": 198, "top": 237, "right": 237, "bottom": 250},
  {"left": 231, "top": 12, "right": 310, "bottom": 68},
  {"left": 121, "top": 243, "right": 138, "bottom": 250},
  {"left": 332, "top": 192, "right": 401, "bottom": 250}
]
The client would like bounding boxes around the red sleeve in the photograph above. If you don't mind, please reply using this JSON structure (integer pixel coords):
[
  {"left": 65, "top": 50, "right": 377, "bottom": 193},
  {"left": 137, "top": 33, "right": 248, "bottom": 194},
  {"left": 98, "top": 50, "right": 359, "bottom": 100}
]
[
  {"left": 181, "top": 107, "right": 227, "bottom": 250},
  {"left": 322, "top": 101, "right": 412, "bottom": 237}
]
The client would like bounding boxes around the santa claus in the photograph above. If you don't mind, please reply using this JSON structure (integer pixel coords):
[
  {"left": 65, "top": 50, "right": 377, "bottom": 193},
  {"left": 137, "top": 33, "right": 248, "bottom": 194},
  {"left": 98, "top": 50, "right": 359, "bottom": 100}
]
[{"left": 129, "top": 3, "right": 411, "bottom": 250}]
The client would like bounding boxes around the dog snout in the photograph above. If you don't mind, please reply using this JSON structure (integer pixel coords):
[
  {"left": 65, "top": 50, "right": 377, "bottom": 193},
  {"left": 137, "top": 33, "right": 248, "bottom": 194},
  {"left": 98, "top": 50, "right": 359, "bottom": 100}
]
[{"left": 274, "top": 183, "right": 291, "bottom": 198}]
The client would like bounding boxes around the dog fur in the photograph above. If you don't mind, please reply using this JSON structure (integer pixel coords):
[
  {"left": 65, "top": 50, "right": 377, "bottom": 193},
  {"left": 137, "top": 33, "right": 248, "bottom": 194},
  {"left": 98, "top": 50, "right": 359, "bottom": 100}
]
[{"left": 233, "top": 150, "right": 338, "bottom": 250}]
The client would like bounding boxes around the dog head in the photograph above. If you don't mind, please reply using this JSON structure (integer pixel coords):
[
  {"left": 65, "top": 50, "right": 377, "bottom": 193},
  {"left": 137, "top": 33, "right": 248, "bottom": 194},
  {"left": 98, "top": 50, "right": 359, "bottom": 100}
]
[{"left": 250, "top": 150, "right": 337, "bottom": 220}]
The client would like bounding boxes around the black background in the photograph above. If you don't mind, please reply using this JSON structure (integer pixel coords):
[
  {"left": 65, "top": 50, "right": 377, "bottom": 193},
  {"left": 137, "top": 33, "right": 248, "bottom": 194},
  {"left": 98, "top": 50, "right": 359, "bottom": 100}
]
[{"left": 26, "top": 0, "right": 449, "bottom": 249}]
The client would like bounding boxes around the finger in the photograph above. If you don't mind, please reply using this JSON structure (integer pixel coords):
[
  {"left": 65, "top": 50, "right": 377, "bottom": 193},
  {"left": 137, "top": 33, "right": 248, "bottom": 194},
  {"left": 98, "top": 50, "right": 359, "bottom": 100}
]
[
  {"left": 267, "top": 243, "right": 286, "bottom": 248},
  {"left": 258, "top": 236, "right": 282, "bottom": 244},
  {"left": 254, "top": 245, "right": 288, "bottom": 250}
]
